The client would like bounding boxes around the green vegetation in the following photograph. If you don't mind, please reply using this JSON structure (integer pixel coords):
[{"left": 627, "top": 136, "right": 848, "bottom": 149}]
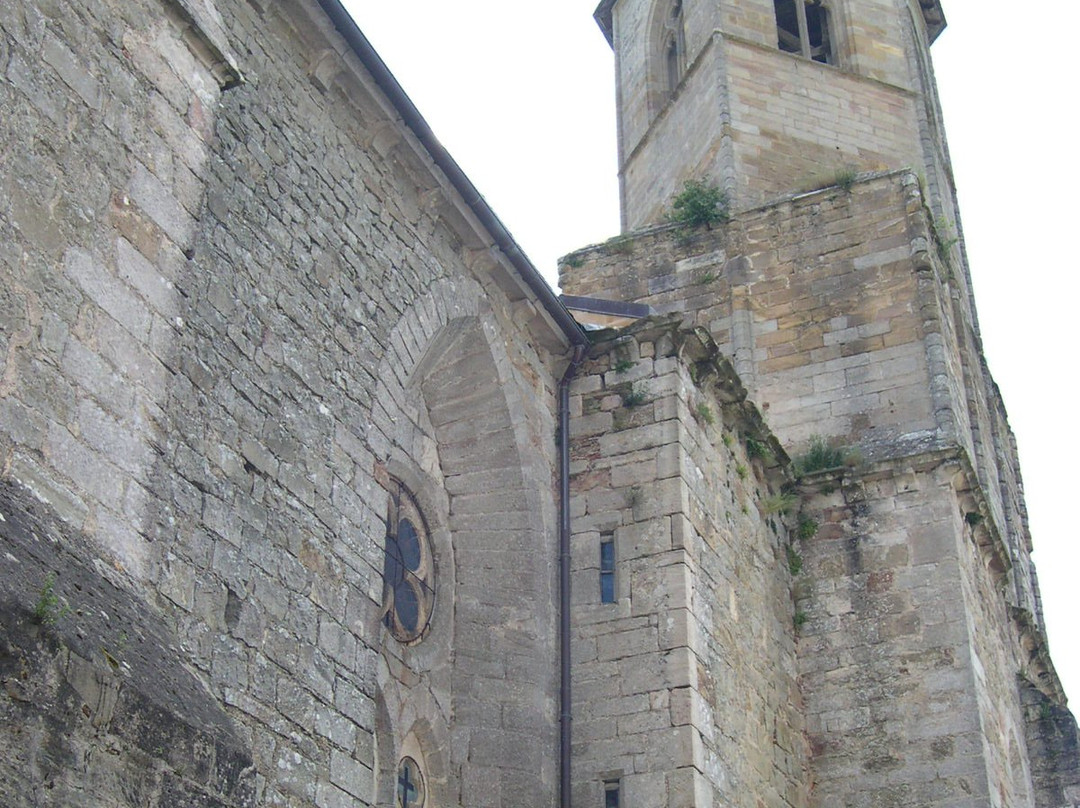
[
  {"left": 792, "top": 435, "right": 848, "bottom": 477},
  {"left": 835, "top": 167, "right": 858, "bottom": 193},
  {"left": 670, "top": 180, "right": 730, "bottom": 229},
  {"left": 694, "top": 402, "right": 715, "bottom": 426},
  {"left": 965, "top": 511, "right": 984, "bottom": 527},
  {"left": 33, "top": 573, "right": 71, "bottom": 626},
  {"left": 735, "top": 463, "right": 748, "bottom": 480},
  {"left": 613, "top": 357, "right": 634, "bottom": 374},
  {"left": 794, "top": 610, "right": 809, "bottom": 631},
  {"left": 623, "top": 385, "right": 646, "bottom": 407},
  {"left": 786, "top": 545, "right": 804, "bottom": 576},
  {"left": 797, "top": 514, "right": 819, "bottom": 541},
  {"left": 932, "top": 216, "right": 960, "bottom": 268},
  {"left": 745, "top": 436, "right": 771, "bottom": 461},
  {"left": 761, "top": 492, "right": 799, "bottom": 515},
  {"left": 604, "top": 235, "right": 636, "bottom": 254}
]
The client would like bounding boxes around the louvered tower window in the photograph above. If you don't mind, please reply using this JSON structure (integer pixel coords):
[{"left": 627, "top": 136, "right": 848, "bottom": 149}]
[{"left": 775, "top": 0, "right": 832, "bottom": 64}]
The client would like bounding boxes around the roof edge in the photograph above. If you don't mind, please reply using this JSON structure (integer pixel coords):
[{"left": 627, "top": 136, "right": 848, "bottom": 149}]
[
  {"left": 314, "top": 0, "right": 589, "bottom": 349},
  {"left": 920, "top": 0, "right": 947, "bottom": 43},
  {"left": 594, "top": 0, "right": 616, "bottom": 47}
]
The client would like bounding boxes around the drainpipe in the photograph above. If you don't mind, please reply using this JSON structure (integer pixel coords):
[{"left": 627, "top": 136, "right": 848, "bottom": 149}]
[{"left": 559, "top": 343, "right": 586, "bottom": 808}]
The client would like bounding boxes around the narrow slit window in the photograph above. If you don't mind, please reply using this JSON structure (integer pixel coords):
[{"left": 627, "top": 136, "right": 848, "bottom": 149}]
[
  {"left": 774, "top": 0, "right": 832, "bottom": 64},
  {"left": 604, "top": 779, "right": 620, "bottom": 808},
  {"left": 600, "top": 536, "right": 616, "bottom": 603},
  {"left": 665, "top": 37, "right": 680, "bottom": 94},
  {"left": 659, "top": 0, "right": 686, "bottom": 102}
]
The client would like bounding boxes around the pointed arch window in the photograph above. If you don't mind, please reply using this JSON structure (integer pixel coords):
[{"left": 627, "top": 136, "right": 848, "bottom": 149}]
[
  {"left": 662, "top": 0, "right": 686, "bottom": 98},
  {"left": 775, "top": 0, "right": 832, "bottom": 64},
  {"left": 381, "top": 480, "right": 436, "bottom": 643}
]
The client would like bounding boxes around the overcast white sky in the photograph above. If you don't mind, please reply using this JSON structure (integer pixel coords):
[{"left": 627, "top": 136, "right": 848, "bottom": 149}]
[{"left": 345, "top": 1, "right": 1079, "bottom": 707}]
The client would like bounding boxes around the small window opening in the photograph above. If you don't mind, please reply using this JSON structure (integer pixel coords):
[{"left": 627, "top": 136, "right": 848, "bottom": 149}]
[
  {"left": 775, "top": 0, "right": 832, "bottom": 64},
  {"left": 600, "top": 536, "right": 616, "bottom": 604},
  {"left": 397, "top": 757, "right": 426, "bottom": 808},
  {"left": 665, "top": 38, "right": 680, "bottom": 94},
  {"left": 604, "top": 779, "right": 621, "bottom": 808}
]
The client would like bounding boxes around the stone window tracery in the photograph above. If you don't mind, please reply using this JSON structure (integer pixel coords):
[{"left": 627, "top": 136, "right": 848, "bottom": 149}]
[
  {"left": 381, "top": 480, "right": 436, "bottom": 643},
  {"left": 774, "top": 0, "right": 833, "bottom": 64},
  {"left": 396, "top": 756, "right": 426, "bottom": 808}
]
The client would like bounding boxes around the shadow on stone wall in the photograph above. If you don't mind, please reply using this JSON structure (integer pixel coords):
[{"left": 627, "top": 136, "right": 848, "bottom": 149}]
[
  {"left": 1022, "top": 679, "right": 1080, "bottom": 807},
  {"left": 0, "top": 480, "right": 254, "bottom": 807}
]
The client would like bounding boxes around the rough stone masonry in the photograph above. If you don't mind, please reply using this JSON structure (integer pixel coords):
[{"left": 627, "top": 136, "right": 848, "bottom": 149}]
[{"left": 2, "top": 0, "right": 1079, "bottom": 807}]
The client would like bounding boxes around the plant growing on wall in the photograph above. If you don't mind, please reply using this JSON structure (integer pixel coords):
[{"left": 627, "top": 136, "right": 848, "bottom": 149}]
[
  {"left": 931, "top": 215, "right": 960, "bottom": 269},
  {"left": 792, "top": 435, "right": 848, "bottom": 477},
  {"left": 786, "top": 545, "right": 803, "bottom": 576},
  {"left": 745, "top": 436, "right": 772, "bottom": 461},
  {"left": 797, "top": 514, "right": 819, "bottom": 541},
  {"left": 834, "top": 167, "right": 858, "bottom": 192},
  {"left": 761, "top": 492, "right": 798, "bottom": 515},
  {"left": 669, "top": 180, "right": 730, "bottom": 229},
  {"left": 33, "top": 573, "right": 71, "bottom": 626}
]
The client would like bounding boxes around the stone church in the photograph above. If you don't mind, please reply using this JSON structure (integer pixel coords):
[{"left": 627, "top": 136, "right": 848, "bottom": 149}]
[{"left": 0, "top": 0, "right": 1077, "bottom": 806}]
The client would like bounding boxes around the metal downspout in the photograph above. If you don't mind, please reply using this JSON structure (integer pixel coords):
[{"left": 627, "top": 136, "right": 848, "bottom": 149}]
[{"left": 559, "top": 344, "right": 586, "bottom": 808}]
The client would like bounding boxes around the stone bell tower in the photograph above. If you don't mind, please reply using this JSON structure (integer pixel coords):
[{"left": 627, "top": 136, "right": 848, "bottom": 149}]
[
  {"left": 594, "top": 0, "right": 951, "bottom": 231},
  {"left": 563, "top": 1, "right": 1080, "bottom": 807}
]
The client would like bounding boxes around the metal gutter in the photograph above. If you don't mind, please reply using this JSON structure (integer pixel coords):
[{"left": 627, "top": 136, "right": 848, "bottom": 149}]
[
  {"left": 558, "top": 344, "right": 587, "bottom": 808},
  {"left": 315, "top": 0, "right": 590, "bottom": 351}
]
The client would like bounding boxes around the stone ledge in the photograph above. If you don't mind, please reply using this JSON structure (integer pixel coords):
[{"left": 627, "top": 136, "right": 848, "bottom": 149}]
[{"left": 166, "top": 0, "right": 243, "bottom": 88}]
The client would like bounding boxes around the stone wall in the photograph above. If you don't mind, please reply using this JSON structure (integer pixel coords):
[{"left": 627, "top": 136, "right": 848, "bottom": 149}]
[
  {"left": 0, "top": 480, "right": 254, "bottom": 807},
  {"left": 794, "top": 455, "right": 1021, "bottom": 807},
  {"left": 563, "top": 173, "right": 942, "bottom": 452},
  {"left": 600, "top": 0, "right": 944, "bottom": 228},
  {"left": 561, "top": 169, "right": 1076, "bottom": 805},
  {"left": 561, "top": 173, "right": 1030, "bottom": 602},
  {"left": 568, "top": 319, "right": 810, "bottom": 808},
  {"left": 1, "top": 1, "right": 572, "bottom": 805}
]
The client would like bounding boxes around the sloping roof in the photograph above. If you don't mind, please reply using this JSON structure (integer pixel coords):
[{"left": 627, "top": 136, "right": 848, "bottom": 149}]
[
  {"left": 315, "top": 0, "right": 589, "bottom": 350},
  {"left": 593, "top": 0, "right": 946, "bottom": 47}
]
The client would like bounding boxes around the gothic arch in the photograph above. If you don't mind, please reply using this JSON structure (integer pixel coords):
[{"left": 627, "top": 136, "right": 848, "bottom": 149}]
[
  {"left": 372, "top": 277, "right": 560, "bottom": 806},
  {"left": 649, "top": 0, "right": 687, "bottom": 115}
]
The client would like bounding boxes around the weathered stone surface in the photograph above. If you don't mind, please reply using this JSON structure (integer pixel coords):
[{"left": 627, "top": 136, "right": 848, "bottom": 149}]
[
  {"left": 1, "top": 1, "right": 570, "bottom": 806},
  {"left": 0, "top": 481, "right": 254, "bottom": 807},
  {"left": 570, "top": 321, "right": 808, "bottom": 808},
  {"left": 4, "top": 0, "right": 1078, "bottom": 807}
]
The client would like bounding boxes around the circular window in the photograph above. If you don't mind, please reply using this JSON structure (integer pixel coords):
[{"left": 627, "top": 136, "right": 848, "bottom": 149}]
[
  {"left": 396, "top": 756, "right": 425, "bottom": 808},
  {"left": 381, "top": 481, "right": 436, "bottom": 642}
]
